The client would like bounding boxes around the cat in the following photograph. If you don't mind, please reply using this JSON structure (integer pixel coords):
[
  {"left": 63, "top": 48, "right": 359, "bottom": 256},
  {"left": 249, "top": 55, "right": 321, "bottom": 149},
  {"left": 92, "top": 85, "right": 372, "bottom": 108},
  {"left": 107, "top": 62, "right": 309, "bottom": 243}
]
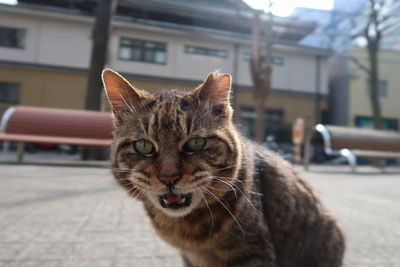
[{"left": 102, "top": 68, "right": 345, "bottom": 267}]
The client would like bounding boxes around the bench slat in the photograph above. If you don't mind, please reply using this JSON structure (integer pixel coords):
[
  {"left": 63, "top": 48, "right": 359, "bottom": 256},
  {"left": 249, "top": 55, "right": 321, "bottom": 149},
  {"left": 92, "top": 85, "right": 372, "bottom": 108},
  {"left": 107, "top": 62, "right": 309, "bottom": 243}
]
[
  {"left": 351, "top": 149, "right": 400, "bottom": 158},
  {"left": 0, "top": 133, "right": 112, "bottom": 147},
  {"left": 5, "top": 106, "right": 113, "bottom": 139}
]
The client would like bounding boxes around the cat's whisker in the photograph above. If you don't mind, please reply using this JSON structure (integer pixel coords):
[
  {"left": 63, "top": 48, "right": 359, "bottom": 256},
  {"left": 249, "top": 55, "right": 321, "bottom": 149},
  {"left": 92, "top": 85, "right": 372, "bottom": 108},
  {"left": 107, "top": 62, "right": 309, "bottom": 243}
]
[
  {"left": 111, "top": 169, "right": 131, "bottom": 173},
  {"left": 197, "top": 188, "right": 214, "bottom": 237},
  {"left": 118, "top": 92, "right": 147, "bottom": 134},
  {"left": 189, "top": 108, "right": 213, "bottom": 134},
  {"left": 202, "top": 184, "right": 230, "bottom": 193},
  {"left": 195, "top": 108, "right": 211, "bottom": 123},
  {"left": 111, "top": 167, "right": 131, "bottom": 170},
  {"left": 126, "top": 184, "right": 149, "bottom": 201},
  {"left": 200, "top": 186, "right": 246, "bottom": 239},
  {"left": 114, "top": 178, "right": 133, "bottom": 183},
  {"left": 211, "top": 176, "right": 241, "bottom": 188},
  {"left": 211, "top": 176, "right": 263, "bottom": 216},
  {"left": 213, "top": 177, "right": 260, "bottom": 195},
  {"left": 124, "top": 187, "right": 139, "bottom": 201},
  {"left": 210, "top": 176, "right": 237, "bottom": 198},
  {"left": 130, "top": 180, "right": 150, "bottom": 190},
  {"left": 212, "top": 174, "right": 246, "bottom": 185},
  {"left": 129, "top": 189, "right": 141, "bottom": 200},
  {"left": 214, "top": 164, "right": 239, "bottom": 172},
  {"left": 134, "top": 189, "right": 148, "bottom": 200},
  {"left": 244, "top": 190, "right": 263, "bottom": 196},
  {"left": 125, "top": 185, "right": 138, "bottom": 194}
]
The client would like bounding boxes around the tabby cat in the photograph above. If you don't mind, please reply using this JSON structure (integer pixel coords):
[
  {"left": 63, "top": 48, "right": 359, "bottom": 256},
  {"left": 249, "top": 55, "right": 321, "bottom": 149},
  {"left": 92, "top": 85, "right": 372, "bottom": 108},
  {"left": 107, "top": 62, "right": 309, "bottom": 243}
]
[{"left": 102, "top": 69, "right": 345, "bottom": 267}]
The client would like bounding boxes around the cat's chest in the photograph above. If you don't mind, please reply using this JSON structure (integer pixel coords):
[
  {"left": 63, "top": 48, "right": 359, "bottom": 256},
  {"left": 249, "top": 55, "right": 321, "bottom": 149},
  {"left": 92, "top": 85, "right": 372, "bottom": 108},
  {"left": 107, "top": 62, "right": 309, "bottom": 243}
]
[{"left": 153, "top": 217, "right": 223, "bottom": 250}]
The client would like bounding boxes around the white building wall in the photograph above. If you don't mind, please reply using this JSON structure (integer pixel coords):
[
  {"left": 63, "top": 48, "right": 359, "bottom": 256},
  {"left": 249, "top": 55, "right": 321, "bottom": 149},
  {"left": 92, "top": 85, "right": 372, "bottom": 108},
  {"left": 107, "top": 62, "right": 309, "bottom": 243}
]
[
  {"left": 110, "top": 27, "right": 235, "bottom": 81},
  {"left": 0, "top": 12, "right": 39, "bottom": 63},
  {"left": 173, "top": 37, "right": 234, "bottom": 80},
  {"left": 36, "top": 19, "right": 91, "bottom": 68},
  {"left": 236, "top": 46, "right": 328, "bottom": 94},
  {"left": 0, "top": 9, "right": 92, "bottom": 68},
  {"left": 109, "top": 28, "right": 176, "bottom": 77},
  {"left": 233, "top": 46, "right": 291, "bottom": 87},
  {"left": 0, "top": 5, "right": 330, "bottom": 95}
]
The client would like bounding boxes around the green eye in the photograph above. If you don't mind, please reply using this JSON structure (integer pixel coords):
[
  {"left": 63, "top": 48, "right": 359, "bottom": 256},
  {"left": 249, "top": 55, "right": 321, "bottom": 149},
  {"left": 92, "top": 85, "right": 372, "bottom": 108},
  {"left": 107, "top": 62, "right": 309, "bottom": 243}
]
[
  {"left": 134, "top": 140, "right": 154, "bottom": 155},
  {"left": 185, "top": 137, "right": 206, "bottom": 152}
]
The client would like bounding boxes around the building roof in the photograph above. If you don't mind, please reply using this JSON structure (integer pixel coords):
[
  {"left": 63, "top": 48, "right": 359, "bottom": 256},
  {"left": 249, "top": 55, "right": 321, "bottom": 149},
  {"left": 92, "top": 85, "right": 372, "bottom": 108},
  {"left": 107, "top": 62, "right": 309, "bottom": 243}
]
[{"left": 17, "top": 0, "right": 317, "bottom": 43}]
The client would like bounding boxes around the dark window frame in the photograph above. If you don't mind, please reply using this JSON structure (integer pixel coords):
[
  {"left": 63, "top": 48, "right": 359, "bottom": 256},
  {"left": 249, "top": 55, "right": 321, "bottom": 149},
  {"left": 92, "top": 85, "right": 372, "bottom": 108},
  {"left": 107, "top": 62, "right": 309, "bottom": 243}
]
[
  {"left": 0, "top": 82, "right": 21, "bottom": 104},
  {"left": 239, "top": 106, "right": 284, "bottom": 140},
  {"left": 0, "top": 26, "right": 26, "bottom": 49},
  {"left": 184, "top": 45, "right": 229, "bottom": 58},
  {"left": 355, "top": 115, "right": 398, "bottom": 131},
  {"left": 366, "top": 79, "right": 388, "bottom": 98},
  {"left": 243, "top": 52, "right": 284, "bottom": 66},
  {"left": 118, "top": 37, "right": 167, "bottom": 65}
]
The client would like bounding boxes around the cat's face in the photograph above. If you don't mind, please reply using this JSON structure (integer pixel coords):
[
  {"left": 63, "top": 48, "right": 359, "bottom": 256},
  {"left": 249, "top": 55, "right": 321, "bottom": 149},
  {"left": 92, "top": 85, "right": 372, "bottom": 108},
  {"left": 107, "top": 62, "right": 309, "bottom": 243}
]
[{"left": 103, "top": 69, "right": 240, "bottom": 217}]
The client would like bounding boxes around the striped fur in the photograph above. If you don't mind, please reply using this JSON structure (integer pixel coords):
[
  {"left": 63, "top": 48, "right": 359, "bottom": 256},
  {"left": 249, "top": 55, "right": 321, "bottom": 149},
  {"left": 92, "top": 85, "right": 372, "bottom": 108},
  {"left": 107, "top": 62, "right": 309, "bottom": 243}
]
[{"left": 103, "top": 69, "right": 345, "bottom": 267}]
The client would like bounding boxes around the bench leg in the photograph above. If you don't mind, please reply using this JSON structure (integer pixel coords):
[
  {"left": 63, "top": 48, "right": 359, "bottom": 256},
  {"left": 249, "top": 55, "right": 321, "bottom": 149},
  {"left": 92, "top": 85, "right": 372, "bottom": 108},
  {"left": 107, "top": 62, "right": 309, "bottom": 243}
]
[
  {"left": 348, "top": 153, "right": 357, "bottom": 173},
  {"left": 375, "top": 159, "right": 385, "bottom": 173},
  {"left": 304, "top": 136, "right": 311, "bottom": 171},
  {"left": 17, "top": 142, "right": 25, "bottom": 163},
  {"left": 3, "top": 141, "right": 10, "bottom": 153},
  {"left": 340, "top": 149, "right": 357, "bottom": 173}
]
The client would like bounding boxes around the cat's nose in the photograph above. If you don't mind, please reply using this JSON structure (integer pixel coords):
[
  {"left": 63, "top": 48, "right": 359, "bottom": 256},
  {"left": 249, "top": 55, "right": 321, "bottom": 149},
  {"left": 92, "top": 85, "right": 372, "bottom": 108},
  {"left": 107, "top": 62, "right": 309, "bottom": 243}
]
[{"left": 159, "top": 173, "right": 180, "bottom": 187}]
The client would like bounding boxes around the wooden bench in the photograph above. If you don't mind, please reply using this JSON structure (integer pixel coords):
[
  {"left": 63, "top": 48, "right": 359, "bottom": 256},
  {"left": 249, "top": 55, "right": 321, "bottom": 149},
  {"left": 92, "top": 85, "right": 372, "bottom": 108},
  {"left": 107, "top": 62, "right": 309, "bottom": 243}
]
[
  {"left": 304, "top": 124, "right": 400, "bottom": 172},
  {"left": 0, "top": 106, "right": 113, "bottom": 162}
]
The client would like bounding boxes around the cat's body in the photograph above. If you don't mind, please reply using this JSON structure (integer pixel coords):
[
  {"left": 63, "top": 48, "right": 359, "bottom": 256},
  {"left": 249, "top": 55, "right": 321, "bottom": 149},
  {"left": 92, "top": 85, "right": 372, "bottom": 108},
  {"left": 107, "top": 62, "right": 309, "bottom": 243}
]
[{"left": 102, "top": 69, "right": 345, "bottom": 267}]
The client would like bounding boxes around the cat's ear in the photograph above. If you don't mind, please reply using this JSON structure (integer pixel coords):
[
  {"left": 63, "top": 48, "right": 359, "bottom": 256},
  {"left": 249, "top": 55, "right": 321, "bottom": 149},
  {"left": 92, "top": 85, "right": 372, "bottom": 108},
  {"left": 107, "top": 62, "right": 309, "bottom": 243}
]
[
  {"left": 102, "top": 68, "right": 150, "bottom": 122},
  {"left": 194, "top": 71, "right": 232, "bottom": 115}
]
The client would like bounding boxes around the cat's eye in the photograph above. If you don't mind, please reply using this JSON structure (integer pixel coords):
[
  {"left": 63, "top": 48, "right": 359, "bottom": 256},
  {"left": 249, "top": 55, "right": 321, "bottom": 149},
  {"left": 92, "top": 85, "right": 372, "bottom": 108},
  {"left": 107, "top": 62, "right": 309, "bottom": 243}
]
[
  {"left": 185, "top": 137, "right": 206, "bottom": 152},
  {"left": 134, "top": 140, "right": 154, "bottom": 155}
]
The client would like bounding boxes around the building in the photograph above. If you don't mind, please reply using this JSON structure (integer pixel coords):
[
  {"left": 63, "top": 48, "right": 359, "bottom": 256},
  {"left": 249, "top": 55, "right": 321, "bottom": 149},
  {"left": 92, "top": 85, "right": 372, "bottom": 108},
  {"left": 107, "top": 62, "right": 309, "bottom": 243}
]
[
  {"left": 0, "top": 0, "right": 331, "bottom": 142},
  {"left": 329, "top": 47, "right": 400, "bottom": 130}
]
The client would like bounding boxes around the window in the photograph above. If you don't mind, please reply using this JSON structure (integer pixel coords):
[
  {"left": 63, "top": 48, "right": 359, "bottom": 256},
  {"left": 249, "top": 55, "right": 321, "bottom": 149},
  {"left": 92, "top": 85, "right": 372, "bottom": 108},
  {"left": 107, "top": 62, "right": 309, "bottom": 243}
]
[
  {"left": 0, "top": 82, "right": 20, "bottom": 103},
  {"left": 243, "top": 52, "right": 252, "bottom": 61},
  {"left": 185, "top": 45, "right": 228, "bottom": 58},
  {"left": 239, "top": 106, "right": 284, "bottom": 140},
  {"left": 118, "top": 37, "right": 167, "bottom": 64},
  {"left": 0, "top": 26, "right": 26, "bottom": 49},
  {"left": 243, "top": 52, "right": 284, "bottom": 65},
  {"left": 355, "top": 116, "right": 398, "bottom": 130},
  {"left": 366, "top": 80, "right": 388, "bottom": 98},
  {"left": 271, "top": 57, "right": 284, "bottom": 65}
]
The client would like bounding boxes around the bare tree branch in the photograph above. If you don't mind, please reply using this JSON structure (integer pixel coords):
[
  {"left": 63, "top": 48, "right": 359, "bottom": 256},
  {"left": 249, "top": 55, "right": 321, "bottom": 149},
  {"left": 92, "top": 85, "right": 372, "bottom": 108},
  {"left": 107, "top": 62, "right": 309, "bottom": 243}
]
[
  {"left": 350, "top": 56, "right": 371, "bottom": 74},
  {"left": 380, "top": 19, "right": 400, "bottom": 33}
]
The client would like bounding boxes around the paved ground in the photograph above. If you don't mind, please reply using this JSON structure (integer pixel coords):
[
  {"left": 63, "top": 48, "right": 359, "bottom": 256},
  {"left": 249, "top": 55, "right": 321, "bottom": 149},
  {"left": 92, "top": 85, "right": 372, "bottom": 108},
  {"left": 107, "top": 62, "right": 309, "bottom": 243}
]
[{"left": 0, "top": 163, "right": 399, "bottom": 267}]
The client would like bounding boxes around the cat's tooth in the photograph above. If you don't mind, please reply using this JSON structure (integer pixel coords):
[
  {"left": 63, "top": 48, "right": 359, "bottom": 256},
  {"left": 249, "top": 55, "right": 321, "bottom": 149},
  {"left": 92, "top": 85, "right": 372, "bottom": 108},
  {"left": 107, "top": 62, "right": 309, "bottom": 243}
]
[
  {"left": 163, "top": 198, "right": 168, "bottom": 204},
  {"left": 180, "top": 197, "right": 186, "bottom": 203}
]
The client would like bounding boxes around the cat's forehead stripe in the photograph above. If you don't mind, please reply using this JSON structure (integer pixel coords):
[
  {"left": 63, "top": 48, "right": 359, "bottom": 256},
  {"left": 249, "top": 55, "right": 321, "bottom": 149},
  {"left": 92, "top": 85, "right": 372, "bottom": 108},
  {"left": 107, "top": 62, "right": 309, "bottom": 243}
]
[{"left": 149, "top": 98, "right": 187, "bottom": 143}]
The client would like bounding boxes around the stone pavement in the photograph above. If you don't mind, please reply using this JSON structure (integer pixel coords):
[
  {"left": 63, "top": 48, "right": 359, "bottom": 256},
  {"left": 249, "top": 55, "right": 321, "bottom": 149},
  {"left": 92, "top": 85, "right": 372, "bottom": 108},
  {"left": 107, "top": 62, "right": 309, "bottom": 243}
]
[{"left": 0, "top": 163, "right": 399, "bottom": 267}]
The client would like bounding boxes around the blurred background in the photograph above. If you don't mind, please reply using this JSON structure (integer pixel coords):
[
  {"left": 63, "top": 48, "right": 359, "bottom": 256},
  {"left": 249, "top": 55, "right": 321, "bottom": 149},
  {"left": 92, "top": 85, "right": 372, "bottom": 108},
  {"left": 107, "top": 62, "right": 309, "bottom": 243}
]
[{"left": 0, "top": 0, "right": 399, "bottom": 164}]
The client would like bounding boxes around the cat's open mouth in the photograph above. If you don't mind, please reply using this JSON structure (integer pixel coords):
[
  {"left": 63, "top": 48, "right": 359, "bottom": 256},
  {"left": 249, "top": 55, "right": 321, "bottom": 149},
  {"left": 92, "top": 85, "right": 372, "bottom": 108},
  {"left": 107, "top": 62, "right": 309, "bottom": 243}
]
[{"left": 159, "top": 191, "right": 192, "bottom": 209}]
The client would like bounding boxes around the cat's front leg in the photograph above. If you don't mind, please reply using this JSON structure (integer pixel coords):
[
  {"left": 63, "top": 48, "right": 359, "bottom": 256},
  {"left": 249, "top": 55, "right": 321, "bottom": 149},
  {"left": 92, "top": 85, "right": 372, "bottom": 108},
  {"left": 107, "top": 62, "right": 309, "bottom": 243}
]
[{"left": 228, "top": 256, "right": 277, "bottom": 267}]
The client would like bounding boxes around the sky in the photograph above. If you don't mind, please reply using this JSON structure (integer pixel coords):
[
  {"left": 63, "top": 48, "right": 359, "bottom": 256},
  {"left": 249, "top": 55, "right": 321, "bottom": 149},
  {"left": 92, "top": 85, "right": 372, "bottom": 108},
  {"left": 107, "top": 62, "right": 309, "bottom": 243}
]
[{"left": 243, "top": 0, "right": 334, "bottom": 17}]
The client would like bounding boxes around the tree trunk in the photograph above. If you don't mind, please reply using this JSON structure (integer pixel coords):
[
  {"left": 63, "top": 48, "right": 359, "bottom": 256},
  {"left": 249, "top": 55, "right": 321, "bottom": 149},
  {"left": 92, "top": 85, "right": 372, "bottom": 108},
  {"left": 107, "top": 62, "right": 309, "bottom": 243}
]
[
  {"left": 250, "top": 10, "right": 273, "bottom": 144},
  {"left": 367, "top": 39, "right": 383, "bottom": 129},
  {"left": 253, "top": 67, "right": 271, "bottom": 143},
  {"left": 82, "top": 0, "right": 117, "bottom": 160},
  {"left": 365, "top": 0, "right": 383, "bottom": 130},
  {"left": 85, "top": 0, "right": 116, "bottom": 111},
  {"left": 254, "top": 85, "right": 266, "bottom": 143}
]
